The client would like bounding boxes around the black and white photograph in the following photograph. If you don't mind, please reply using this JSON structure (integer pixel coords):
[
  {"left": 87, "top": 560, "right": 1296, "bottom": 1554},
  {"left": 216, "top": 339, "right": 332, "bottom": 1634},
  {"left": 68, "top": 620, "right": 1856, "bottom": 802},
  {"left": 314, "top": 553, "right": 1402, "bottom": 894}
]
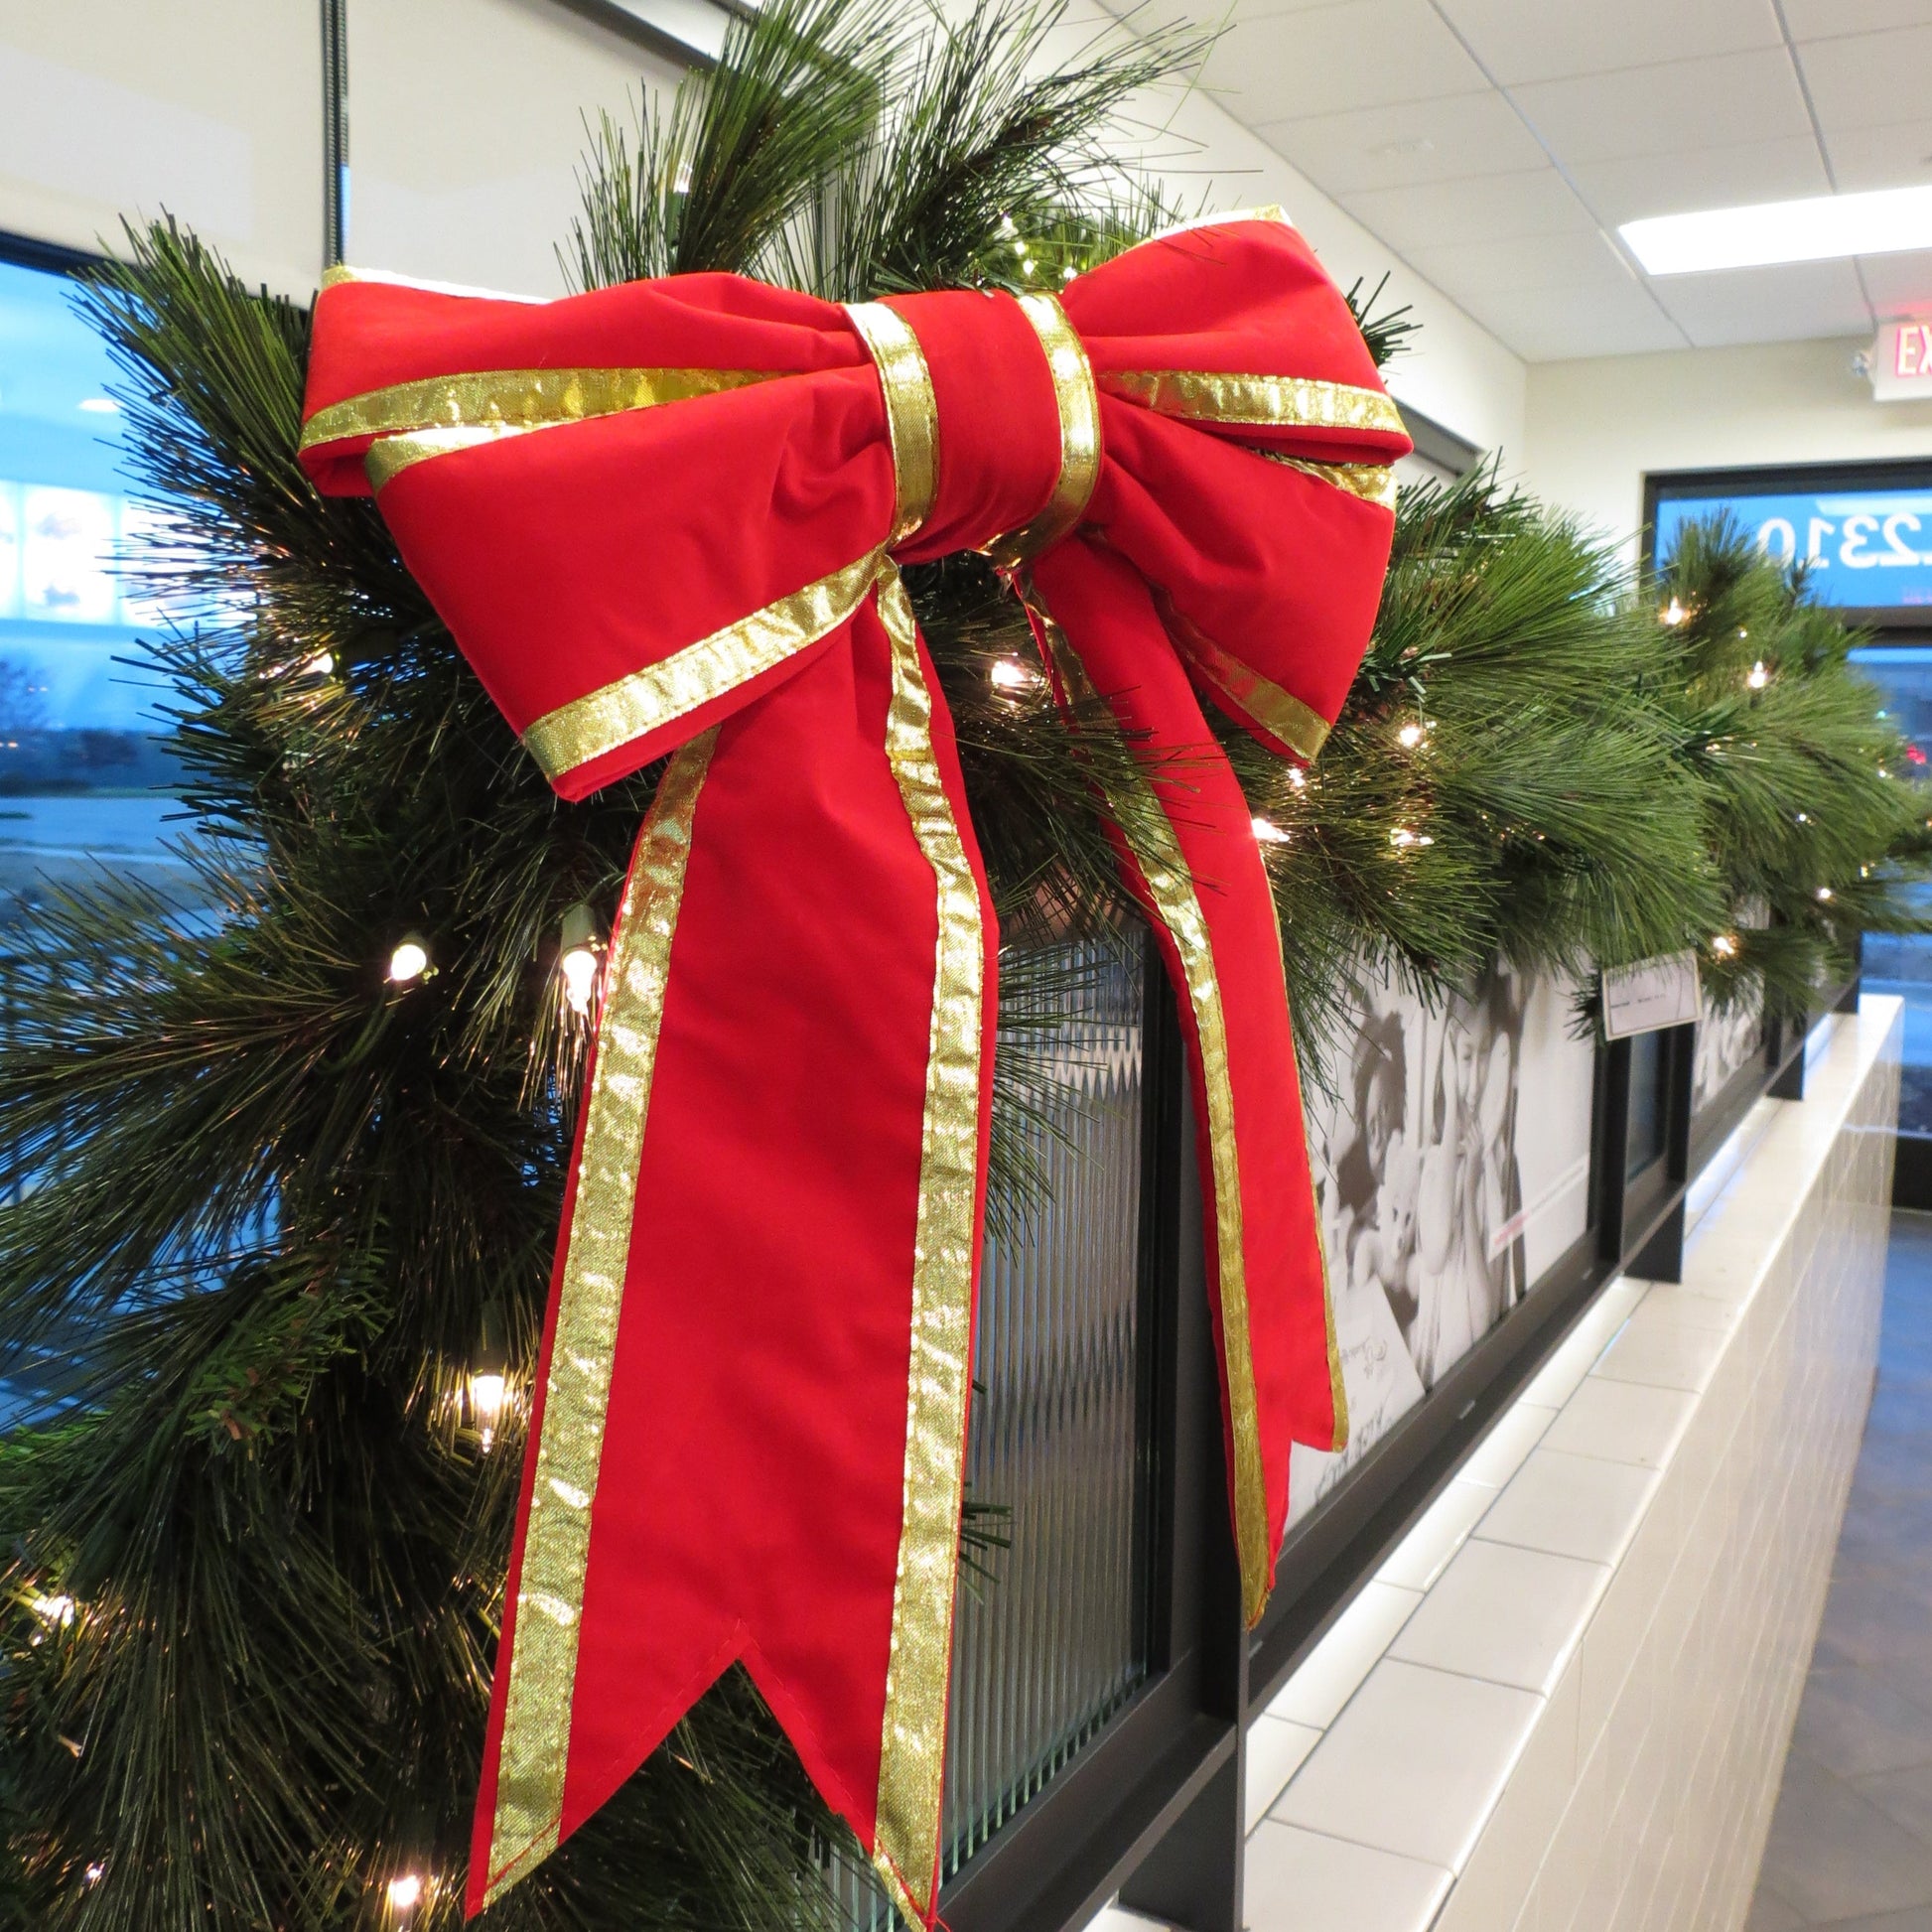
[{"left": 1290, "top": 965, "right": 1596, "bottom": 1520}]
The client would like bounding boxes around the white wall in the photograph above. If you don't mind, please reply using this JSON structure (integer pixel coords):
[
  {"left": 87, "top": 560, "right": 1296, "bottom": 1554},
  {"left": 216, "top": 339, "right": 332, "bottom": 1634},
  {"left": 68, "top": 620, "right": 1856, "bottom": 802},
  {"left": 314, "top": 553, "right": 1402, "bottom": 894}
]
[
  {"left": 0, "top": 0, "right": 325, "bottom": 299},
  {"left": 0, "top": 0, "right": 1528, "bottom": 460},
  {"left": 1525, "top": 336, "right": 1932, "bottom": 556},
  {"left": 344, "top": 0, "right": 682, "bottom": 299}
]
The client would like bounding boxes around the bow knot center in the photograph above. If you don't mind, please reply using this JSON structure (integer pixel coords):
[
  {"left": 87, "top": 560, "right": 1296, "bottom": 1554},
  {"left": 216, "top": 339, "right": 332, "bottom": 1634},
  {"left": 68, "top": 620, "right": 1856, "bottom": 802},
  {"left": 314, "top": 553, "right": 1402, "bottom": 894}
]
[{"left": 847, "top": 289, "right": 1099, "bottom": 566}]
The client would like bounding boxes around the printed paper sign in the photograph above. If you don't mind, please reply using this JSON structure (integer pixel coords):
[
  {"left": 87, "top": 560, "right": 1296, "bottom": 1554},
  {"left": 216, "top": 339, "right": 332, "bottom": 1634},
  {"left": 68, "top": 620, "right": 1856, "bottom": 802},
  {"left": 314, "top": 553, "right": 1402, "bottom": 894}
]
[{"left": 1601, "top": 949, "right": 1702, "bottom": 1039}]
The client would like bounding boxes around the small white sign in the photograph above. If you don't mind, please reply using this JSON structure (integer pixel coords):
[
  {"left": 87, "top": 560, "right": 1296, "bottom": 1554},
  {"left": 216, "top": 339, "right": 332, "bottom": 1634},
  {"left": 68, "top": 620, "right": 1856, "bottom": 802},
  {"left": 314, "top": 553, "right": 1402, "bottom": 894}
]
[
  {"left": 1870, "top": 320, "right": 1932, "bottom": 402},
  {"left": 1601, "top": 949, "right": 1702, "bottom": 1039}
]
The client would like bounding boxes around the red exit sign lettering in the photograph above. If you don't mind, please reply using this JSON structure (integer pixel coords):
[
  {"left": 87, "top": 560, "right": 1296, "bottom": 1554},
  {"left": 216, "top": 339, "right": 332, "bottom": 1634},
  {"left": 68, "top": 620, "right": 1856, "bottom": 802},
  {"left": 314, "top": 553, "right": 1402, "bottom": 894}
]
[{"left": 1873, "top": 320, "right": 1932, "bottom": 400}]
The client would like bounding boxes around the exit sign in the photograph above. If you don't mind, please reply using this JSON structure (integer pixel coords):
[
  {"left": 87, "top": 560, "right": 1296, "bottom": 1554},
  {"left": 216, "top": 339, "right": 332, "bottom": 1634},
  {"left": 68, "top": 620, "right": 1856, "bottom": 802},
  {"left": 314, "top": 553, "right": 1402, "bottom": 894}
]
[{"left": 1872, "top": 320, "right": 1932, "bottom": 401}]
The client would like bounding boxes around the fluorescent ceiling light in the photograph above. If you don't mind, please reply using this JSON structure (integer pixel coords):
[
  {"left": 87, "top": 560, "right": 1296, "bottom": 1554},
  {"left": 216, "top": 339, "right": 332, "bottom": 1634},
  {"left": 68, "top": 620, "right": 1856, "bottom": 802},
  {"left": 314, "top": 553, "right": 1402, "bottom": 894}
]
[{"left": 1621, "top": 184, "right": 1932, "bottom": 276}]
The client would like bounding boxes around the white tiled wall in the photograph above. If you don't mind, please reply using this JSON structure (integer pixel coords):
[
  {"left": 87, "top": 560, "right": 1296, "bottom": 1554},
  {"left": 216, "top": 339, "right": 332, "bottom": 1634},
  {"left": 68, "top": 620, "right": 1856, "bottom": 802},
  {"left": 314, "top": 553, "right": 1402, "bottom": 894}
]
[{"left": 1245, "top": 997, "right": 1902, "bottom": 1932}]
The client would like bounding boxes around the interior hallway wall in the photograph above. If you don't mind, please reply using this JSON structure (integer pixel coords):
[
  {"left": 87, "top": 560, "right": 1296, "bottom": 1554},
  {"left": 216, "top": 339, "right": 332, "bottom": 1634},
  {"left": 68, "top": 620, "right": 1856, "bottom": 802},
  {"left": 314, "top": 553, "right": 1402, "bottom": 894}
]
[
  {"left": 1, "top": 0, "right": 1532, "bottom": 463},
  {"left": 1524, "top": 336, "right": 1932, "bottom": 558}
]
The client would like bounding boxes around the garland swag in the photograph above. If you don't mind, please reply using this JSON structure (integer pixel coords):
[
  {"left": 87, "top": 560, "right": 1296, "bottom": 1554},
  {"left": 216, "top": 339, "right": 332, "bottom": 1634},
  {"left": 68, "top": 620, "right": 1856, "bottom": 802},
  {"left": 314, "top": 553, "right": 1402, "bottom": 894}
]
[{"left": 1, "top": 0, "right": 1926, "bottom": 1925}]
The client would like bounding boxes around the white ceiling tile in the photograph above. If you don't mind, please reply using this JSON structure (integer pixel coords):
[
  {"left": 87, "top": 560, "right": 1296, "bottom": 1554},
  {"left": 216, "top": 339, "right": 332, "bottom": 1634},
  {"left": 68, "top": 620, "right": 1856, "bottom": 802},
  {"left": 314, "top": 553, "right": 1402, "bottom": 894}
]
[
  {"left": 1436, "top": 0, "right": 1781, "bottom": 86},
  {"left": 1510, "top": 50, "right": 1813, "bottom": 164},
  {"left": 1566, "top": 135, "right": 1833, "bottom": 226},
  {"left": 1825, "top": 118, "right": 1932, "bottom": 192},
  {"left": 1652, "top": 258, "right": 1872, "bottom": 346},
  {"left": 1337, "top": 168, "right": 1598, "bottom": 251},
  {"left": 1253, "top": 89, "right": 1551, "bottom": 195},
  {"left": 1202, "top": 0, "right": 1487, "bottom": 114},
  {"left": 1218, "top": 0, "right": 1371, "bottom": 16},
  {"left": 1782, "top": 0, "right": 1932, "bottom": 40},
  {"left": 1402, "top": 229, "right": 1634, "bottom": 295},
  {"left": 1796, "top": 27, "right": 1932, "bottom": 138},
  {"left": 1436, "top": 273, "right": 1689, "bottom": 361},
  {"left": 1858, "top": 249, "right": 1932, "bottom": 317}
]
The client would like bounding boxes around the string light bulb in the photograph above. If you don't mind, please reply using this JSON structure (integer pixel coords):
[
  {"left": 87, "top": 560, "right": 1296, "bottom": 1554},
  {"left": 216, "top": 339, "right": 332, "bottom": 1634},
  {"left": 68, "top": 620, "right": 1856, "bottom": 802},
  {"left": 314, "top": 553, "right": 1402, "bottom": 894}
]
[
  {"left": 1287, "top": 767, "right": 1307, "bottom": 792},
  {"left": 84, "top": 1863, "right": 104, "bottom": 1886},
  {"left": 470, "top": 1306, "right": 509, "bottom": 1452},
  {"left": 387, "top": 935, "right": 430, "bottom": 985},
  {"left": 1661, "top": 598, "right": 1688, "bottom": 626},
  {"left": 1397, "top": 721, "right": 1426, "bottom": 749},
  {"left": 1389, "top": 826, "right": 1433, "bottom": 849},
  {"left": 1251, "top": 816, "right": 1290, "bottom": 845},
  {"left": 558, "top": 902, "right": 606, "bottom": 1017},
  {"left": 469, "top": 1373, "right": 507, "bottom": 1450},
  {"left": 1817, "top": 886, "right": 1834, "bottom": 901},
  {"left": 1746, "top": 660, "right": 1768, "bottom": 689},
  {"left": 989, "top": 658, "right": 1035, "bottom": 693},
  {"left": 1711, "top": 933, "right": 1738, "bottom": 960},
  {"left": 29, "top": 1592, "right": 74, "bottom": 1628},
  {"left": 386, "top": 1873, "right": 424, "bottom": 1917}
]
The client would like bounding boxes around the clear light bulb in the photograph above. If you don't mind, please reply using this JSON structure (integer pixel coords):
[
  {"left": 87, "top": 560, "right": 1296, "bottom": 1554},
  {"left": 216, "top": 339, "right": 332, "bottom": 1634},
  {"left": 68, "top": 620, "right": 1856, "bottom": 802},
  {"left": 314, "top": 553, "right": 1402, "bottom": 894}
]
[
  {"left": 1250, "top": 817, "right": 1290, "bottom": 845},
  {"left": 1397, "top": 721, "right": 1426, "bottom": 749},
  {"left": 1817, "top": 886, "right": 1834, "bottom": 901},
  {"left": 29, "top": 1592, "right": 74, "bottom": 1628},
  {"left": 1287, "top": 767, "right": 1307, "bottom": 792},
  {"left": 561, "top": 945, "right": 599, "bottom": 1015},
  {"left": 387, "top": 940, "right": 429, "bottom": 985},
  {"left": 470, "top": 1371, "right": 507, "bottom": 1451},
  {"left": 387, "top": 1873, "right": 424, "bottom": 1915},
  {"left": 989, "top": 658, "right": 1034, "bottom": 692},
  {"left": 1746, "top": 660, "right": 1768, "bottom": 689},
  {"left": 1711, "top": 933, "right": 1737, "bottom": 959},
  {"left": 1661, "top": 598, "right": 1688, "bottom": 626}
]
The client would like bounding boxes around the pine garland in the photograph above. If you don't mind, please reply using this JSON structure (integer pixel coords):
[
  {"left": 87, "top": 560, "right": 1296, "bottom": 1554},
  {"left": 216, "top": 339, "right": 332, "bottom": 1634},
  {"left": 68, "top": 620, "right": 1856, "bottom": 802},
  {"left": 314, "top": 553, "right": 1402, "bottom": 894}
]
[{"left": 1, "top": 2, "right": 1925, "bottom": 1927}]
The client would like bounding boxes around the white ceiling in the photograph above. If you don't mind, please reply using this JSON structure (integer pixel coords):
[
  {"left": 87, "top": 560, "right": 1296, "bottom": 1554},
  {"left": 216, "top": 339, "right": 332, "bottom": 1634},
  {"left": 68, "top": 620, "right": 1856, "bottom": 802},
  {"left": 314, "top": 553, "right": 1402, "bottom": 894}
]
[{"left": 1197, "top": 0, "right": 1932, "bottom": 360}]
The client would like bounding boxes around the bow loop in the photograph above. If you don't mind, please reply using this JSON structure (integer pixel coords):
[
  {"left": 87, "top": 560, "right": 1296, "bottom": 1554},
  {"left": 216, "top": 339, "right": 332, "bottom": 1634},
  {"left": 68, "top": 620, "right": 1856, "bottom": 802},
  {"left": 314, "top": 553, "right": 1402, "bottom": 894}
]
[{"left": 297, "top": 211, "right": 1408, "bottom": 1930}]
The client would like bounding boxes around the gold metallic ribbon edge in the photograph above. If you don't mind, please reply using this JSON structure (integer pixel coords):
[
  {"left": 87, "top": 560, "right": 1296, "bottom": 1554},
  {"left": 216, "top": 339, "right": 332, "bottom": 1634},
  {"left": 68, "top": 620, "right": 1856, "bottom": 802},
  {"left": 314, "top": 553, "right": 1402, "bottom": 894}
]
[
  {"left": 520, "top": 550, "right": 886, "bottom": 783},
  {"left": 482, "top": 731, "right": 718, "bottom": 1905},
  {"left": 1253, "top": 869, "right": 1351, "bottom": 1455},
  {"left": 1264, "top": 450, "right": 1399, "bottom": 512},
  {"left": 1145, "top": 203, "right": 1295, "bottom": 244},
  {"left": 870, "top": 565, "right": 986, "bottom": 1926},
  {"left": 1025, "top": 591, "right": 1275, "bottom": 1624},
  {"left": 983, "top": 294, "right": 1101, "bottom": 568},
  {"left": 846, "top": 304, "right": 940, "bottom": 545},
  {"left": 1100, "top": 368, "right": 1406, "bottom": 441},
  {"left": 1157, "top": 597, "right": 1334, "bottom": 766},
  {"left": 301, "top": 364, "right": 779, "bottom": 455}
]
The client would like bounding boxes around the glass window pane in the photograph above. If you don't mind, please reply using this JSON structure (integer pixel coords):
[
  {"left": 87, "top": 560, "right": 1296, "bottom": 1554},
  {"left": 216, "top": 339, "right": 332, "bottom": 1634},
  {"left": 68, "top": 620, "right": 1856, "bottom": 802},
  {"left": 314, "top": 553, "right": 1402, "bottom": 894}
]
[{"left": 1851, "top": 644, "right": 1932, "bottom": 1140}]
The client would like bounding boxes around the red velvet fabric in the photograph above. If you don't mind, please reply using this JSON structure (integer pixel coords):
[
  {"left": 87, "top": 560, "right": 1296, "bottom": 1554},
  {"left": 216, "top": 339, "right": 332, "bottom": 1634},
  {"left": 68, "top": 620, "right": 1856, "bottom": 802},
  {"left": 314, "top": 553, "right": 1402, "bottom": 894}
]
[{"left": 298, "top": 215, "right": 1407, "bottom": 1922}]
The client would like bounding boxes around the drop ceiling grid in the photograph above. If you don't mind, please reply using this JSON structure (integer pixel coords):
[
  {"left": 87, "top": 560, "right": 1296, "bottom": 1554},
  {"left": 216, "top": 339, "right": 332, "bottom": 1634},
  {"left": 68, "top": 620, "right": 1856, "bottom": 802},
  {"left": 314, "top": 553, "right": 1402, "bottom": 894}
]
[{"left": 1193, "top": 0, "right": 1932, "bottom": 360}]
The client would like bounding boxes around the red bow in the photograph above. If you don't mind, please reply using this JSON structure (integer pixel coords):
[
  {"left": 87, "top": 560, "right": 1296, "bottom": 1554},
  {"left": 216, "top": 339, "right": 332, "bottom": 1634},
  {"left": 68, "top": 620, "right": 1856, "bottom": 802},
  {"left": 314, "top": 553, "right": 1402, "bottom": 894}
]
[{"left": 299, "top": 209, "right": 1407, "bottom": 1924}]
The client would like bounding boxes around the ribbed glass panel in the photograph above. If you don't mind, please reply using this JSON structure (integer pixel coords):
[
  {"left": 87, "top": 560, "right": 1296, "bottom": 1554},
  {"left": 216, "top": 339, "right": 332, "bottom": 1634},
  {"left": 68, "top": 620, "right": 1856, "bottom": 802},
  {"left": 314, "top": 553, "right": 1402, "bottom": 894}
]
[{"left": 829, "top": 937, "right": 1152, "bottom": 1925}]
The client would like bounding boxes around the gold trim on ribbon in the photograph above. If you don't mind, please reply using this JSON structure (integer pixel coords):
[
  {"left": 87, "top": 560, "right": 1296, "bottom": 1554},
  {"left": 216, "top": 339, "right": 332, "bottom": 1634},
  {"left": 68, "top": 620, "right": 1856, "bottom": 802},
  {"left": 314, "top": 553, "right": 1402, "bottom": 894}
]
[
  {"left": 870, "top": 564, "right": 986, "bottom": 1925},
  {"left": 302, "top": 365, "right": 776, "bottom": 458},
  {"left": 482, "top": 732, "right": 717, "bottom": 1906},
  {"left": 1317, "top": 1224, "right": 1349, "bottom": 1452},
  {"left": 520, "top": 550, "right": 885, "bottom": 782},
  {"left": 985, "top": 294, "right": 1101, "bottom": 568},
  {"left": 1159, "top": 600, "right": 1332, "bottom": 765},
  {"left": 846, "top": 303, "right": 940, "bottom": 546},
  {"left": 318, "top": 260, "right": 546, "bottom": 302},
  {"left": 1100, "top": 369, "right": 1405, "bottom": 440},
  {"left": 1145, "top": 204, "right": 1294, "bottom": 244},
  {"left": 1263, "top": 451, "right": 1399, "bottom": 512},
  {"left": 1025, "top": 590, "right": 1274, "bottom": 1624}
]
